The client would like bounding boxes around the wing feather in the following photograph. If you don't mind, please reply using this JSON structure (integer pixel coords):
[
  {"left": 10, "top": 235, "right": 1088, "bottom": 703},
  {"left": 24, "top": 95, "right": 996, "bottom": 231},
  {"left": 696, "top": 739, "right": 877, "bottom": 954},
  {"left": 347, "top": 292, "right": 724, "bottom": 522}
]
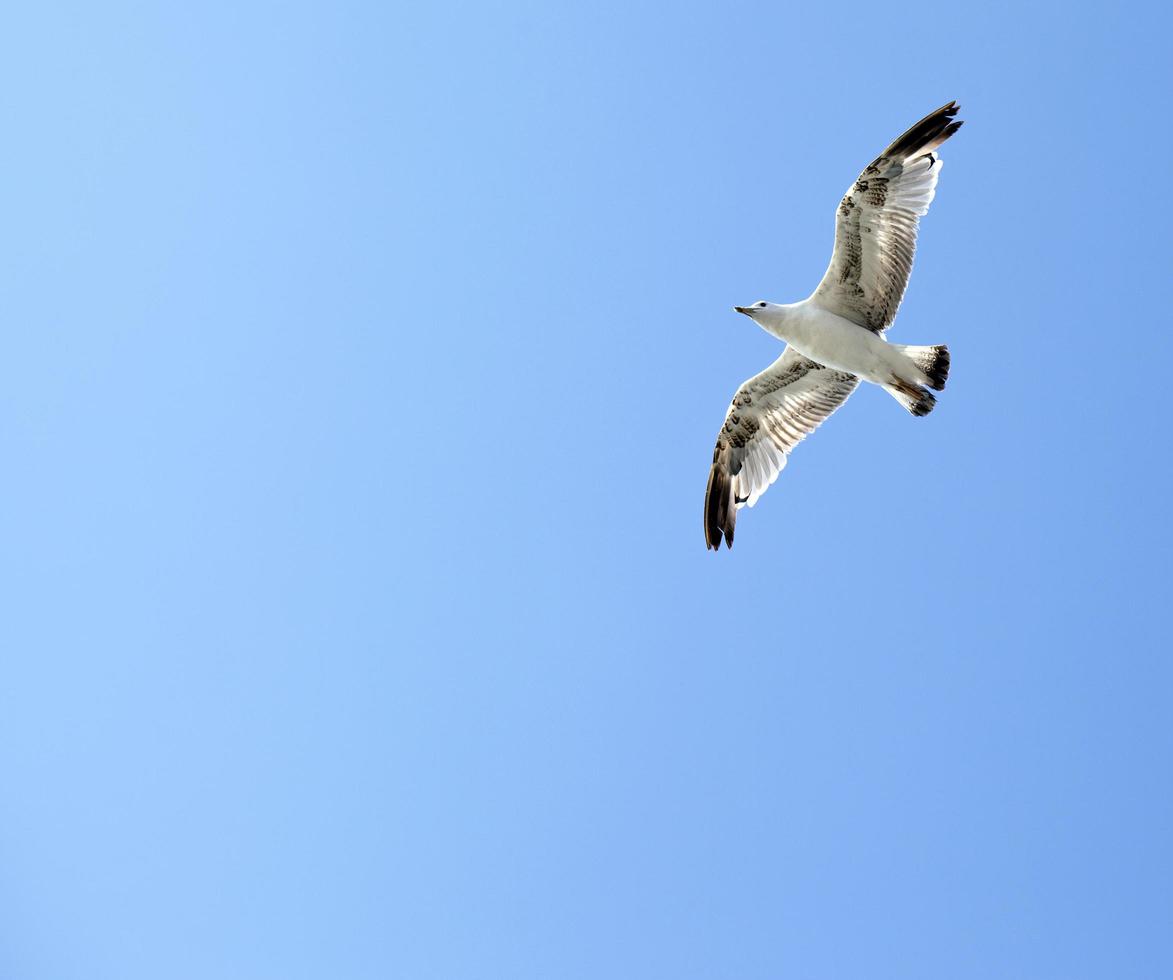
[
  {"left": 704, "top": 349, "right": 858, "bottom": 550},
  {"left": 812, "top": 101, "right": 963, "bottom": 333}
]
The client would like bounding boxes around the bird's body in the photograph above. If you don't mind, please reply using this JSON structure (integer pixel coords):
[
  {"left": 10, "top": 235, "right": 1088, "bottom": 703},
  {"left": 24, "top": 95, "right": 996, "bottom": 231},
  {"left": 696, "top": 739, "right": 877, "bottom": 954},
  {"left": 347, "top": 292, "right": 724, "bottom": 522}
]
[
  {"left": 751, "top": 300, "right": 929, "bottom": 390},
  {"left": 705, "top": 101, "right": 964, "bottom": 550}
]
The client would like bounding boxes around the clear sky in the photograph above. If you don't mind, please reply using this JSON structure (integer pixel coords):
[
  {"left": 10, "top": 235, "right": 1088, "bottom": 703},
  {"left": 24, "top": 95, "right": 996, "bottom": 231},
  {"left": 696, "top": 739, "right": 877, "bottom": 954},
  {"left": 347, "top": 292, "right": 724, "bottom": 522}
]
[{"left": 1, "top": 2, "right": 1170, "bottom": 977}]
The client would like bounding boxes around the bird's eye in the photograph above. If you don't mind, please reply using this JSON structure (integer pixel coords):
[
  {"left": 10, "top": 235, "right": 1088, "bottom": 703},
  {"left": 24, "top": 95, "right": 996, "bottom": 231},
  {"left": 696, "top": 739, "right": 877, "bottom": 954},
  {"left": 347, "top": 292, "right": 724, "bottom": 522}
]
[{"left": 758, "top": 302, "right": 767, "bottom": 308}]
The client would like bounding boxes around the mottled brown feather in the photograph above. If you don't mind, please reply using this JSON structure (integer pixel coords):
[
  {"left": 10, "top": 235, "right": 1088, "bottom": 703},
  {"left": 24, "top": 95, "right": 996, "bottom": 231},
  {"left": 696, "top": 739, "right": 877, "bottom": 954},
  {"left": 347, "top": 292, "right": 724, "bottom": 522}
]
[
  {"left": 813, "top": 101, "right": 964, "bottom": 333},
  {"left": 705, "top": 350, "right": 858, "bottom": 551}
]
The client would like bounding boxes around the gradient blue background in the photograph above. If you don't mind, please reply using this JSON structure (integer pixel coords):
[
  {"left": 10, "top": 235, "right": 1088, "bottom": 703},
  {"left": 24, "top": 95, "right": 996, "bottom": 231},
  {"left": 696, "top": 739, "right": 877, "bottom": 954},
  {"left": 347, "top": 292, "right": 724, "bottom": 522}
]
[{"left": 2, "top": 2, "right": 1170, "bottom": 977}]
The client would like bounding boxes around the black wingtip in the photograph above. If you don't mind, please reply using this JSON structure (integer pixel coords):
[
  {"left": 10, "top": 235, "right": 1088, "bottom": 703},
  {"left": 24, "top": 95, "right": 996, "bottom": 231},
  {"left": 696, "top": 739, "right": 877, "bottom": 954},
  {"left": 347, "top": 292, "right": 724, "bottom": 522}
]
[
  {"left": 882, "top": 102, "right": 965, "bottom": 160},
  {"left": 704, "top": 467, "right": 720, "bottom": 550},
  {"left": 704, "top": 466, "right": 736, "bottom": 551}
]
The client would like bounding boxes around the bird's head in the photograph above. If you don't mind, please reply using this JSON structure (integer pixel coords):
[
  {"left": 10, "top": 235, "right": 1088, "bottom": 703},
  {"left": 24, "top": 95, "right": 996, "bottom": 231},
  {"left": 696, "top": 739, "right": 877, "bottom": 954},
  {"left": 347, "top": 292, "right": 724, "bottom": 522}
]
[{"left": 734, "top": 300, "right": 774, "bottom": 321}]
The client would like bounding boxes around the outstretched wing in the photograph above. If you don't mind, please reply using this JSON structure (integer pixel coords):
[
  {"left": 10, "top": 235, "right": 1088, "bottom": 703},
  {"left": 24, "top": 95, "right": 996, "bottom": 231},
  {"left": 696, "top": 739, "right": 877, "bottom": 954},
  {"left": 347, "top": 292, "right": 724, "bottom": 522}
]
[
  {"left": 705, "top": 349, "right": 858, "bottom": 550},
  {"left": 812, "top": 101, "right": 963, "bottom": 333}
]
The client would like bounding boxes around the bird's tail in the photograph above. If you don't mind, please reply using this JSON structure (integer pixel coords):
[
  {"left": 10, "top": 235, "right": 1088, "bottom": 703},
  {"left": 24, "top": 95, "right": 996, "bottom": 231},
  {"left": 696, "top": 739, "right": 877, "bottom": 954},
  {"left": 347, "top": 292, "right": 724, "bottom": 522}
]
[
  {"left": 885, "top": 376, "right": 938, "bottom": 416},
  {"left": 891, "top": 343, "right": 950, "bottom": 391}
]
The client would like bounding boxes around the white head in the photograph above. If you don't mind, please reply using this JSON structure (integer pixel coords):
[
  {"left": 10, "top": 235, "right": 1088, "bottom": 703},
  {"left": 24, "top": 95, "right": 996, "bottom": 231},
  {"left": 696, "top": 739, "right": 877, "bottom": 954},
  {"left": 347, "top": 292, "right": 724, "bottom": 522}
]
[{"left": 733, "top": 300, "right": 783, "bottom": 332}]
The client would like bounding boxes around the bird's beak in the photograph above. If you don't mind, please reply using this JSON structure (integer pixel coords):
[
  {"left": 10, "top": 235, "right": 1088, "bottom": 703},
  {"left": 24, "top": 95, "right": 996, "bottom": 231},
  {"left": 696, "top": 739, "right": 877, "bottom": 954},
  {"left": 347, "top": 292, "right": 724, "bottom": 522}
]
[{"left": 734, "top": 306, "right": 749, "bottom": 315}]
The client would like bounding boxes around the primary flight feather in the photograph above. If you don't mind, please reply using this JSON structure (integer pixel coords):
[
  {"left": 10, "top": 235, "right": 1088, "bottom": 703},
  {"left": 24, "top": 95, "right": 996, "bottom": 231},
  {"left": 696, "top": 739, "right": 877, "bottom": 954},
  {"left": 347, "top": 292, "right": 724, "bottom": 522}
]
[{"left": 705, "top": 101, "right": 963, "bottom": 551}]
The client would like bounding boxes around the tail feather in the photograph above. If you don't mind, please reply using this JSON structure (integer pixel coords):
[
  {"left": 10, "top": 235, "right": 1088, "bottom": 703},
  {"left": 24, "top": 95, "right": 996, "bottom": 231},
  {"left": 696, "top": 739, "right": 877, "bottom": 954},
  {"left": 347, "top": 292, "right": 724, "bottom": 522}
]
[
  {"left": 893, "top": 343, "right": 950, "bottom": 391},
  {"left": 886, "top": 376, "right": 938, "bottom": 416}
]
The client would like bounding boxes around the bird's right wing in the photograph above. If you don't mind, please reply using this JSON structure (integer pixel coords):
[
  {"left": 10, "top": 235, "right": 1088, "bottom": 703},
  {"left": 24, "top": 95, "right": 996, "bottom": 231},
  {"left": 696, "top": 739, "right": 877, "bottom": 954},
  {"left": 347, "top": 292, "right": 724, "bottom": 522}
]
[{"left": 705, "top": 348, "right": 858, "bottom": 550}]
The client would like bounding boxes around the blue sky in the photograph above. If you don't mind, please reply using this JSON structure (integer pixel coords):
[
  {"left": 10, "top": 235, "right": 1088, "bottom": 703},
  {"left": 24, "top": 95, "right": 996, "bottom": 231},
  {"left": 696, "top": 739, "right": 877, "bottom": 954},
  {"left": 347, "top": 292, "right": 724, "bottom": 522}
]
[{"left": 1, "top": 1, "right": 1170, "bottom": 977}]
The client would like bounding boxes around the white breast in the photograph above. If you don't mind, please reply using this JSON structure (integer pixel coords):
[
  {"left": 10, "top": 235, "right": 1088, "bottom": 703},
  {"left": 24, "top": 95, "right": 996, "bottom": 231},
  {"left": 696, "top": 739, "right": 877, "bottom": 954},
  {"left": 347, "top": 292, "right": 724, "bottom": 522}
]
[{"left": 768, "top": 301, "right": 892, "bottom": 384}]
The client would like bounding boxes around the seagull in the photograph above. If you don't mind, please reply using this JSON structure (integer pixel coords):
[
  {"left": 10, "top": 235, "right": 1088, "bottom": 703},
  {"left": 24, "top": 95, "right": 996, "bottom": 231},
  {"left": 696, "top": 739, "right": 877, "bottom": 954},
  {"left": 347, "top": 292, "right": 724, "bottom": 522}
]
[{"left": 704, "top": 101, "right": 964, "bottom": 551}]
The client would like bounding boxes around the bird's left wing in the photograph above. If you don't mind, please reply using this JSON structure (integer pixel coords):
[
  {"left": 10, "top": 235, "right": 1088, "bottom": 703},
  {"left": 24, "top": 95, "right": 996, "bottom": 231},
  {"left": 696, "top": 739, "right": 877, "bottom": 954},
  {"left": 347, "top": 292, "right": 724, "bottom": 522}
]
[
  {"left": 705, "top": 348, "right": 858, "bottom": 550},
  {"left": 811, "top": 101, "right": 963, "bottom": 333}
]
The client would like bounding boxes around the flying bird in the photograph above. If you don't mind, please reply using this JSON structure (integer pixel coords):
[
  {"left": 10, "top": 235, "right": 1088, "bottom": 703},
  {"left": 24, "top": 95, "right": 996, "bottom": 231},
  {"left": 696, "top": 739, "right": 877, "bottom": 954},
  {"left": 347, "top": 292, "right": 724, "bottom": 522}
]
[{"left": 704, "top": 101, "right": 964, "bottom": 550}]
